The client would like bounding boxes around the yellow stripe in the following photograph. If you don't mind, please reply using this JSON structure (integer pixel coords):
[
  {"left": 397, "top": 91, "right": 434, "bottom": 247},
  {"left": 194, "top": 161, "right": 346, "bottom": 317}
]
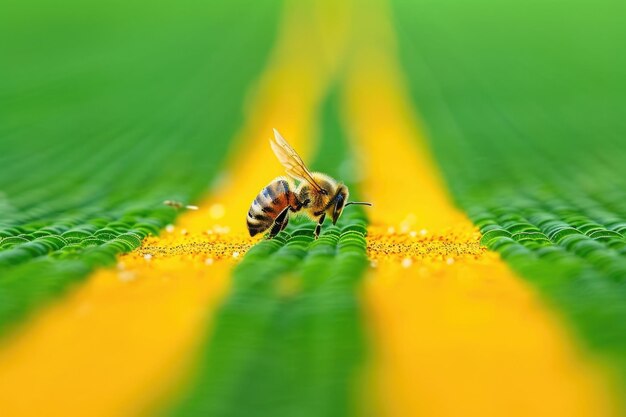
[
  {"left": 344, "top": 1, "right": 620, "bottom": 416},
  {"left": 0, "top": 2, "right": 349, "bottom": 416}
]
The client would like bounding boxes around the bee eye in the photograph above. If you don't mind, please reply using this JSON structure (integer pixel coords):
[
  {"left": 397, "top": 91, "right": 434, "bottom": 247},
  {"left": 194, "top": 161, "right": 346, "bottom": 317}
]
[
  {"left": 332, "top": 193, "right": 346, "bottom": 224},
  {"left": 321, "top": 189, "right": 328, "bottom": 195}
]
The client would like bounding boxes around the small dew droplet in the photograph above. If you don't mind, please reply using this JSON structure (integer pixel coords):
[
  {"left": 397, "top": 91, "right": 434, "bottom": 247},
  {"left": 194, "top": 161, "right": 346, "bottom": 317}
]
[
  {"left": 118, "top": 271, "right": 136, "bottom": 282},
  {"left": 209, "top": 203, "right": 226, "bottom": 219}
]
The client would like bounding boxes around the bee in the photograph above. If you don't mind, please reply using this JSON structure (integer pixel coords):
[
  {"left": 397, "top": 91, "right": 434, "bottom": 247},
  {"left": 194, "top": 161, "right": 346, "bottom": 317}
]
[{"left": 246, "top": 129, "right": 371, "bottom": 239}]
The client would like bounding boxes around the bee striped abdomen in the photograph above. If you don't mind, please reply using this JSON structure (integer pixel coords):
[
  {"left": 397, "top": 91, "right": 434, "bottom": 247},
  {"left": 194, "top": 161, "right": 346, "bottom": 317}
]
[{"left": 247, "top": 178, "right": 296, "bottom": 237}]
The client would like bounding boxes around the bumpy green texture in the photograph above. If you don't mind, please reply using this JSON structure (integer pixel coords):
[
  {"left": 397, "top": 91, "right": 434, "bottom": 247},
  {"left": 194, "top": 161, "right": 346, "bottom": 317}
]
[
  {"left": 169, "top": 89, "right": 369, "bottom": 417},
  {"left": 0, "top": 0, "right": 281, "bottom": 334},
  {"left": 171, "top": 217, "right": 368, "bottom": 417},
  {"left": 392, "top": 0, "right": 626, "bottom": 386}
]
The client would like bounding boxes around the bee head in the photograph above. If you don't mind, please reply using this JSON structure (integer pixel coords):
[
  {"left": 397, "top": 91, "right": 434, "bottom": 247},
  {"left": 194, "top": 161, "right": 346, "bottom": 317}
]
[
  {"left": 331, "top": 185, "right": 348, "bottom": 225},
  {"left": 331, "top": 185, "right": 373, "bottom": 225}
]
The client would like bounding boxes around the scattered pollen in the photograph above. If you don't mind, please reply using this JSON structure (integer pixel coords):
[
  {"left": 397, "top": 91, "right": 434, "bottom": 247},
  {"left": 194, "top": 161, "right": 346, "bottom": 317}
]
[
  {"left": 131, "top": 233, "right": 255, "bottom": 264},
  {"left": 367, "top": 226, "right": 486, "bottom": 265}
]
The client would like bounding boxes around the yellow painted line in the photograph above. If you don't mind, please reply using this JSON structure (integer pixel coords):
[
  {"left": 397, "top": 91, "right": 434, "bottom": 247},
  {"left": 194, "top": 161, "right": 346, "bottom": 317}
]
[
  {"left": 344, "top": 1, "right": 620, "bottom": 416},
  {"left": 0, "top": 2, "right": 349, "bottom": 416}
]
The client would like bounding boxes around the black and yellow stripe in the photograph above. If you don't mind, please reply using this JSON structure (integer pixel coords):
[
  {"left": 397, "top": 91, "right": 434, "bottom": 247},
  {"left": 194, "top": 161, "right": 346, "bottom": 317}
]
[{"left": 247, "top": 178, "right": 298, "bottom": 236}]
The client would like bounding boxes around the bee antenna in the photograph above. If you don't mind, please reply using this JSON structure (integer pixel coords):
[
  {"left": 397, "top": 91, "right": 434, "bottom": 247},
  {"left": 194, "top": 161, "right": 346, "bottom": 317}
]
[{"left": 345, "top": 201, "right": 373, "bottom": 207}]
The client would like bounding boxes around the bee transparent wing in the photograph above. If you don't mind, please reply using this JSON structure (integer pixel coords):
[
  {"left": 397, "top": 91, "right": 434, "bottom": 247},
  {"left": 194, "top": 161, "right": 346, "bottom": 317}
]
[{"left": 270, "top": 129, "right": 324, "bottom": 193}]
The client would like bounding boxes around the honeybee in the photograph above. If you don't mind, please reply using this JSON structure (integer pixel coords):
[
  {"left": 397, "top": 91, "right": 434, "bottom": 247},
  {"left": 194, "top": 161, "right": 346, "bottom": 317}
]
[{"left": 247, "top": 129, "right": 371, "bottom": 239}]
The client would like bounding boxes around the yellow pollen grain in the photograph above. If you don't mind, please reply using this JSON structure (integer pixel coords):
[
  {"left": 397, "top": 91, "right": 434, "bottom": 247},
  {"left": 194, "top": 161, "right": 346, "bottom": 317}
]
[
  {"left": 367, "top": 226, "right": 485, "bottom": 264},
  {"left": 345, "top": 0, "right": 620, "bottom": 416},
  {"left": 0, "top": 2, "right": 350, "bottom": 417}
]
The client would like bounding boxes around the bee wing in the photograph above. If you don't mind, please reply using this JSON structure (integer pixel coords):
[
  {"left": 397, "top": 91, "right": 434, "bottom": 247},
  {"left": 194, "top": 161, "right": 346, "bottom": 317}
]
[{"left": 270, "top": 129, "right": 324, "bottom": 193}]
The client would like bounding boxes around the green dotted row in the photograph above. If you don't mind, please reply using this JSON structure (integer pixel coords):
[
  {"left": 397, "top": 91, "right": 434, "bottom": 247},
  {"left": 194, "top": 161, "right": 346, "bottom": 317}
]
[
  {"left": 474, "top": 204, "right": 626, "bottom": 281},
  {"left": 0, "top": 211, "right": 167, "bottom": 267}
]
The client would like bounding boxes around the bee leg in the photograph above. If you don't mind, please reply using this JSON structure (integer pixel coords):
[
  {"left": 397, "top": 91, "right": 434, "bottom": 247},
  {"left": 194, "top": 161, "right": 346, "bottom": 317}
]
[
  {"left": 279, "top": 214, "right": 290, "bottom": 232},
  {"left": 314, "top": 213, "right": 326, "bottom": 239},
  {"left": 268, "top": 207, "right": 290, "bottom": 239}
]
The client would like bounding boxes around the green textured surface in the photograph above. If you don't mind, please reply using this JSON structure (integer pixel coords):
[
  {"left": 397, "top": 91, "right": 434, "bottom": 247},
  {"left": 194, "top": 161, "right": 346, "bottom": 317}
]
[
  {"left": 168, "top": 88, "right": 369, "bottom": 417},
  {"left": 392, "top": 0, "right": 626, "bottom": 388},
  {"left": 0, "top": 0, "right": 281, "bottom": 334},
  {"left": 170, "top": 218, "right": 368, "bottom": 417}
]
